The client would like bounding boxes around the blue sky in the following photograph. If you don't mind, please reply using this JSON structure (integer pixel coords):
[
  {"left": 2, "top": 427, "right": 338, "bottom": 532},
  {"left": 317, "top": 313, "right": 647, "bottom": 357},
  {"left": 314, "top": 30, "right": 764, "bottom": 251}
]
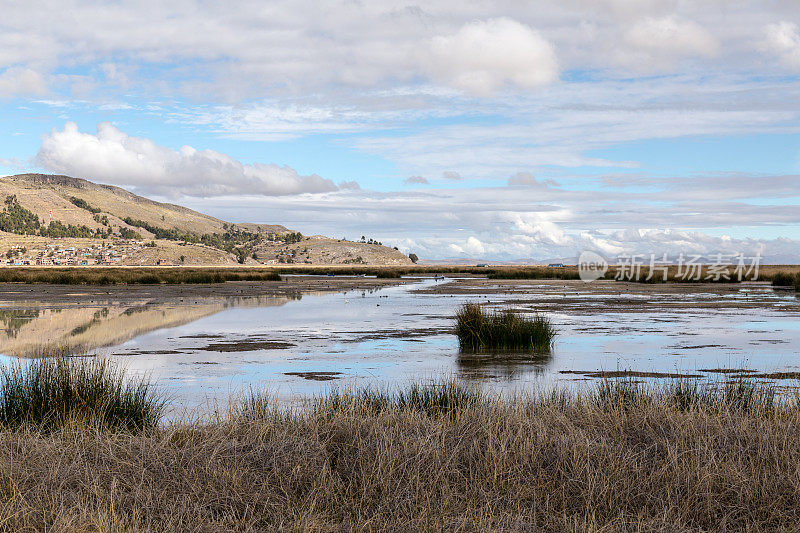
[{"left": 2, "top": 1, "right": 800, "bottom": 261}]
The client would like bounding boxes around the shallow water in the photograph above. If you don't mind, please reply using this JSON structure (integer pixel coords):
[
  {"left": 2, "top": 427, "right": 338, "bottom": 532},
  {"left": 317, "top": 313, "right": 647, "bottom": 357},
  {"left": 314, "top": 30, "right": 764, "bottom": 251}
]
[{"left": 1, "top": 276, "right": 799, "bottom": 412}]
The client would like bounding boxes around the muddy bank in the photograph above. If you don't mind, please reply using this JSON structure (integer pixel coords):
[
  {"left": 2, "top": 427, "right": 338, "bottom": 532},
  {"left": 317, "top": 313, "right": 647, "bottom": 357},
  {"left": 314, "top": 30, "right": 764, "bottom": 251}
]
[{"left": 415, "top": 278, "right": 800, "bottom": 313}]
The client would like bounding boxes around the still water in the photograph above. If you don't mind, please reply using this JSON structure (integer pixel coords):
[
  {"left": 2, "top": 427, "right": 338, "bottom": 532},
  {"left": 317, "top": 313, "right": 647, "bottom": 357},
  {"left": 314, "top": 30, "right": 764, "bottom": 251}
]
[{"left": 1, "top": 276, "right": 799, "bottom": 412}]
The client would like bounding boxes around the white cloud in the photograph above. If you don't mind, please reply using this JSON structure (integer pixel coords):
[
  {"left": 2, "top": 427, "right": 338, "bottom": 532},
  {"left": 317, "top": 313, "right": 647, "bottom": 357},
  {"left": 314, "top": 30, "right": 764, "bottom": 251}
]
[
  {"left": 622, "top": 16, "right": 718, "bottom": 69},
  {"left": 0, "top": 67, "right": 47, "bottom": 98},
  {"left": 425, "top": 18, "right": 559, "bottom": 96},
  {"left": 508, "top": 172, "right": 559, "bottom": 187},
  {"left": 0, "top": 1, "right": 796, "bottom": 101},
  {"left": 762, "top": 22, "right": 800, "bottom": 69},
  {"left": 404, "top": 175, "right": 429, "bottom": 185},
  {"left": 35, "top": 122, "right": 339, "bottom": 197}
]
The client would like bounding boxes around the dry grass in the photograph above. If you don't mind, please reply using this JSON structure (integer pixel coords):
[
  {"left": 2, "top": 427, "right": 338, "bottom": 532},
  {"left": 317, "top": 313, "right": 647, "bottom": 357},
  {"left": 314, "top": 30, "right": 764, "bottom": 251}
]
[
  {"left": 0, "top": 380, "right": 799, "bottom": 531},
  {"left": 0, "top": 267, "right": 280, "bottom": 284},
  {"left": 2, "top": 264, "right": 799, "bottom": 285}
]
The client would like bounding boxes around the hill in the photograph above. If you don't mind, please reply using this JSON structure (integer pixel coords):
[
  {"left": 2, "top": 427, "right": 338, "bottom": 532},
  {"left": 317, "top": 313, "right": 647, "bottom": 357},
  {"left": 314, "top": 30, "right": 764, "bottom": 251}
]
[{"left": 0, "top": 174, "right": 412, "bottom": 266}]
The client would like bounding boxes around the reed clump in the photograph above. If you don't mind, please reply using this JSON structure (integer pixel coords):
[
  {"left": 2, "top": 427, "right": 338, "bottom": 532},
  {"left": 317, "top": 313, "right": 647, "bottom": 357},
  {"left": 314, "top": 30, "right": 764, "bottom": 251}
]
[
  {"left": 454, "top": 302, "right": 556, "bottom": 351},
  {"left": 0, "top": 357, "right": 164, "bottom": 431},
  {"left": 374, "top": 269, "right": 402, "bottom": 278},
  {"left": 772, "top": 271, "right": 800, "bottom": 290}
]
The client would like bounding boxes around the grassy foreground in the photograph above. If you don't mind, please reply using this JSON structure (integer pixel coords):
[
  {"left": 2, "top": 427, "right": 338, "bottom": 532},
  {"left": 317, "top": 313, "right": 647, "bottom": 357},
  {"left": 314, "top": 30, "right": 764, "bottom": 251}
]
[{"left": 1, "top": 364, "right": 800, "bottom": 530}]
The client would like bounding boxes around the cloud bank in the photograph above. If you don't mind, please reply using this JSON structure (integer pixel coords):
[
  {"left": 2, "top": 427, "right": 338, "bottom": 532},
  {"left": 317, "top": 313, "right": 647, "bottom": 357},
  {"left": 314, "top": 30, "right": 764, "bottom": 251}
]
[{"left": 35, "top": 122, "right": 339, "bottom": 197}]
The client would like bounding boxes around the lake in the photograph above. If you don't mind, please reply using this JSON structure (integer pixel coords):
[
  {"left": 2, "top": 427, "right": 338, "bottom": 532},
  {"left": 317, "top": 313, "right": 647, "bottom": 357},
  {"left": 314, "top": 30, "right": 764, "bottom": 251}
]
[{"left": 1, "top": 276, "right": 799, "bottom": 413}]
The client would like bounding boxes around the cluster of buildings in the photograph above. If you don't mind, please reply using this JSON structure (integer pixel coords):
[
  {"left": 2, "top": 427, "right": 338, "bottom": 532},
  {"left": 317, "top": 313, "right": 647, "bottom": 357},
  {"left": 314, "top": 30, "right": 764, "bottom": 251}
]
[{"left": 3, "top": 241, "right": 146, "bottom": 266}]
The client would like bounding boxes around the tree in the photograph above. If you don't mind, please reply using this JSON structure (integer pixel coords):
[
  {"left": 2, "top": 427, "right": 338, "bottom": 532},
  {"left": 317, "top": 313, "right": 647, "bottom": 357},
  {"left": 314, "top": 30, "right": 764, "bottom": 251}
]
[
  {"left": 409, "top": 253, "right": 418, "bottom": 264},
  {"left": 179, "top": 255, "right": 185, "bottom": 263}
]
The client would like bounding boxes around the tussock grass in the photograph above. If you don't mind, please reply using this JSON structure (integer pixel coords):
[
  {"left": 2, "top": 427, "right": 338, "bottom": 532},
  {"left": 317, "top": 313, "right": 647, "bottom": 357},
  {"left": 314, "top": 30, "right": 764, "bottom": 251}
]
[
  {"left": 455, "top": 302, "right": 555, "bottom": 351},
  {"left": 772, "top": 271, "right": 800, "bottom": 290},
  {"left": 593, "top": 378, "right": 777, "bottom": 414},
  {"left": 3, "top": 379, "right": 800, "bottom": 530},
  {"left": 313, "top": 381, "right": 483, "bottom": 418},
  {"left": 0, "top": 357, "right": 163, "bottom": 431}
]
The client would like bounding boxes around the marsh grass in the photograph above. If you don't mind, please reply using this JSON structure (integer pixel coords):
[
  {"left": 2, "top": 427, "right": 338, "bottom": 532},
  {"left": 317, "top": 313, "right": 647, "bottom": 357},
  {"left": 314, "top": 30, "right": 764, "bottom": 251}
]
[
  {"left": 772, "top": 271, "right": 800, "bottom": 290},
  {"left": 0, "top": 357, "right": 164, "bottom": 431},
  {"left": 487, "top": 267, "right": 581, "bottom": 280},
  {"left": 2, "top": 378, "right": 800, "bottom": 530},
  {"left": 593, "top": 378, "right": 778, "bottom": 414},
  {"left": 313, "top": 380, "right": 484, "bottom": 418},
  {"left": 455, "top": 302, "right": 555, "bottom": 352},
  {"left": 0, "top": 267, "right": 281, "bottom": 284},
  {"left": 4, "top": 379, "right": 800, "bottom": 530}
]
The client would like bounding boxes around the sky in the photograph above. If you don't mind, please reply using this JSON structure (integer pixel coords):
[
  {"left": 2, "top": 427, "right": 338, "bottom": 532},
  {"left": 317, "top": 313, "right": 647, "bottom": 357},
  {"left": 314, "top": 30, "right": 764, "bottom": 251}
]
[{"left": 2, "top": 0, "right": 800, "bottom": 262}]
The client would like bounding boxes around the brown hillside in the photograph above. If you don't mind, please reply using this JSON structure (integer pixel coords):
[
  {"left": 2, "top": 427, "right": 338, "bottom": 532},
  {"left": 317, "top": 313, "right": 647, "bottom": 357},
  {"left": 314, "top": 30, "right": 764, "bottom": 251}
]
[
  {"left": 0, "top": 174, "right": 289, "bottom": 236},
  {"left": 0, "top": 174, "right": 414, "bottom": 266}
]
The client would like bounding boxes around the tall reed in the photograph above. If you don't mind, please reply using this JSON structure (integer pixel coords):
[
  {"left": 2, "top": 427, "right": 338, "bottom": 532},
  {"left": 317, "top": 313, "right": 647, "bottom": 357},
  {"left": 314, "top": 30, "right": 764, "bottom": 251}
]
[
  {"left": 772, "top": 271, "right": 800, "bottom": 290},
  {"left": 454, "top": 303, "right": 556, "bottom": 351},
  {"left": 0, "top": 357, "right": 164, "bottom": 431}
]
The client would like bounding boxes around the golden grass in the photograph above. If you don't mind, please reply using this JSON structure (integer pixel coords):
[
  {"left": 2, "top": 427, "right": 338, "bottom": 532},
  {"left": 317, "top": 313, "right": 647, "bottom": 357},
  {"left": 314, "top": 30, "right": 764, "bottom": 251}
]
[{"left": 1, "top": 380, "right": 800, "bottom": 531}]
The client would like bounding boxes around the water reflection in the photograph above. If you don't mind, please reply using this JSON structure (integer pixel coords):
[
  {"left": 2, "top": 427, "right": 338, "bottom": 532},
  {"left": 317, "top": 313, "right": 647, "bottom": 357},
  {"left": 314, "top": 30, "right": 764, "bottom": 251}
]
[
  {"left": 1, "top": 279, "right": 799, "bottom": 413},
  {"left": 0, "top": 295, "right": 296, "bottom": 357},
  {"left": 456, "top": 351, "right": 553, "bottom": 380}
]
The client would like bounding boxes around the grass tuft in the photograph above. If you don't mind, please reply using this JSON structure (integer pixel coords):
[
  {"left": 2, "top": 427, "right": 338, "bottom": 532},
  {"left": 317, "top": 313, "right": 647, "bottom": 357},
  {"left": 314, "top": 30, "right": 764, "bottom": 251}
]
[
  {"left": 454, "top": 303, "right": 555, "bottom": 352},
  {"left": 0, "top": 357, "right": 164, "bottom": 431},
  {"left": 312, "top": 380, "right": 483, "bottom": 418},
  {"left": 594, "top": 378, "right": 777, "bottom": 414},
  {"left": 772, "top": 271, "right": 800, "bottom": 291}
]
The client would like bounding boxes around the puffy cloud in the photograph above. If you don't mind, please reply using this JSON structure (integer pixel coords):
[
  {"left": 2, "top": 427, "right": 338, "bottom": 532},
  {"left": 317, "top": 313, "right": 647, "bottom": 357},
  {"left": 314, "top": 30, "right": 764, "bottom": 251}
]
[
  {"left": 762, "top": 22, "right": 800, "bottom": 69},
  {"left": 425, "top": 18, "right": 559, "bottom": 96},
  {"left": 441, "top": 170, "right": 462, "bottom": 181},
  {"left": 622, "top": 16, "right": 718, "bottom": 69},
  {"left": 35, "top": 122, "right": 339, "bottom": 197},
  {"left": 0, "top": 67, "right": 47, "bottom": 98},
  {"left": 404, "top": 175, "right": 429, "bottom": 185}
]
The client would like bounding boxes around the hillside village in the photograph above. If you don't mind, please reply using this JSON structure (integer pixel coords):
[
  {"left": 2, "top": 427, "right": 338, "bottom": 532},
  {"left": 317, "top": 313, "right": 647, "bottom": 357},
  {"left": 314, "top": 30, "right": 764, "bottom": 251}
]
[
  {"left": 0, "top": 174, "right": 414, "bottom": 267},
  {"left": 5, "top": 242, "right": 141, "bottom": 266}
]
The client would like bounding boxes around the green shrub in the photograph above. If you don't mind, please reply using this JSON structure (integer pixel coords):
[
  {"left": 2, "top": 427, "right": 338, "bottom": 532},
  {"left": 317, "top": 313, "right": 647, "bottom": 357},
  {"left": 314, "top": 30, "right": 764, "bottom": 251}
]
[{"left": 69, "top": 197, "right": 101, "bottom": 214}]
